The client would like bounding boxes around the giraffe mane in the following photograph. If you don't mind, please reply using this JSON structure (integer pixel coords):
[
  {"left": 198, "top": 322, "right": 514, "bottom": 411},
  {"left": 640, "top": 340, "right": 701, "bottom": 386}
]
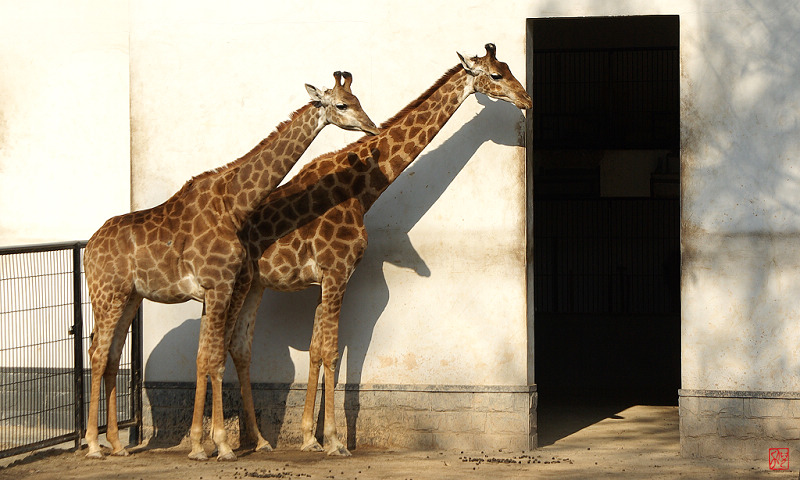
[
  {"left": 174, "top": 103, "right": 315, "bottom": 195},
  {"left": 285, "top": 64, "right": 465, "bottom": 180},
  {"left": 378, "top": 64, "right": 463, "bottom": 129}
]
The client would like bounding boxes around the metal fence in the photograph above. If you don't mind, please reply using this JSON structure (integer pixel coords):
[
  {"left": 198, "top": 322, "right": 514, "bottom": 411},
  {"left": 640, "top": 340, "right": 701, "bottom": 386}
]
[{"left": 0, "top": 241, "right": 142, "bottom": 458}]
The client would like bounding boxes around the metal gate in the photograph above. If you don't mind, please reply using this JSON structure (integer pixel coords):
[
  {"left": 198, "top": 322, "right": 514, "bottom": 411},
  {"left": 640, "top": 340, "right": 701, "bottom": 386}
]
[{"left": 0, "top": 241, "right": 142, "bottom": 458}]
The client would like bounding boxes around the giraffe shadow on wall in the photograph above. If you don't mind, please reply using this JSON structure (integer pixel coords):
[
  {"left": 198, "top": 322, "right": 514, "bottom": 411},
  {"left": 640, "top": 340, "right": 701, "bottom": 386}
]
[
  {"left": 142, "top": 315, "right": 208, "bottom": 448},
  {"left": 144, "top": 312, "right": 296, "bottom": 450},
  {"left": 251, "top": 93, "right": 526, "bottom": 449}
]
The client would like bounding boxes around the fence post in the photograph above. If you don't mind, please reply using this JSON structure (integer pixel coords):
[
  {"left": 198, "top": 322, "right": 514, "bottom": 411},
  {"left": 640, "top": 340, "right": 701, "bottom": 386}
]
[
  {"left": 71, "top": 243, "right": 86, "bottom": 449},
  {"left": 130, "top": 307, "right": 143, "bottom": 445}
]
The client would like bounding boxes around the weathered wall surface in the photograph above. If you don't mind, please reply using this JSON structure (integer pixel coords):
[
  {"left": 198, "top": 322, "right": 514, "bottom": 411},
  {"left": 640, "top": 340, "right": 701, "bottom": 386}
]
[
  {"left": 0, "top": 1, "right": 130, "bottom": 245},
  {"left": 677, "top": 0, "right": 800, "bottom": 459},
  {"left": 679, "top": 0, "right": 800, "bottom": 394}
]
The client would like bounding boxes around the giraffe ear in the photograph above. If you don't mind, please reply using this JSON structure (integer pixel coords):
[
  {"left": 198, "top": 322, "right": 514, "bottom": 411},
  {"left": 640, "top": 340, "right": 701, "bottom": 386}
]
[
  {"left": 305, "top": 84, "right": 324, "bottom": 103},
  {"left": 457, "top": 51, "right": 479, "bottom": 75}
]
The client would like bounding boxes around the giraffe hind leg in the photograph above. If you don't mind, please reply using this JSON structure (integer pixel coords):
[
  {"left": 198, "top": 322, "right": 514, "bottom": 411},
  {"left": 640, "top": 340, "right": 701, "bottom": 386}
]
[
  {"left": 104, "top": 299, "right": 140, "bottom": 456},
  {"left": 85, "top": 334, "right": 108, "bottom": 459},
  {"left": 229, "top": 284, "right": 272, "bottom": 452},
  {"left": 85, "top": 295, "right": 140, "bottom": 459}
]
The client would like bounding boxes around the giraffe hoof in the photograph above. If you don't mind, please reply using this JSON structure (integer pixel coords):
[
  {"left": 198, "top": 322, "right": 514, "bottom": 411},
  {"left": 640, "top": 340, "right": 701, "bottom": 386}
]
[
  {"left": 216, "top": 450, "right": 237, "bottom": 462},
  {"left": 325, "top": 445, "right": 352, "bottom": 457},
  {"left": 110, "top": 447, "right": 130, "bottom": 457},
  {"left": 188, "top": 450, "right": 209, "bottom": 461},
  {"left": 85, "top": 449, "right": 105, "bottom": 460},
  {"left": 255, "top": 440, "right": 273, "bottom": 452},
  {"left": 301, "top": 440, "right": 324, "bottom": 453}
]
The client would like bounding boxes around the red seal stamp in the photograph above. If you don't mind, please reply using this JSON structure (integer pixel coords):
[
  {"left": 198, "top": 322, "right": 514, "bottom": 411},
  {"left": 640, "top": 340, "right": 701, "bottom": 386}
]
[{"left": 769, "top": 448, "right": 789, "bottom": 471}]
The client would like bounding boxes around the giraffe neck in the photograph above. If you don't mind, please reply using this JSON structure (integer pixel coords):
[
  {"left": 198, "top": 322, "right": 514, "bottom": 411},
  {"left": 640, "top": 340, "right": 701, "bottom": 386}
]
[
  {"left": 247, "top": 66, "right": 474, "bottom": 257},
  {"left": 357, "top": 66, "right": 472, "bottom": 211},
  {"left": 226, "top": 103, "right": 325, "bottom": 225}
]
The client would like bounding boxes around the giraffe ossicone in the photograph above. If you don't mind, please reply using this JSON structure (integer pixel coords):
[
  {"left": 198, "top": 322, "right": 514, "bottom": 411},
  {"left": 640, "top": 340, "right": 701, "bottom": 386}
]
[
  {"left": 229, "top": 43, "right": 531, "bottom": 456},
  {"left": 82, "top": 71, "right": 377, "bottom": 461}
]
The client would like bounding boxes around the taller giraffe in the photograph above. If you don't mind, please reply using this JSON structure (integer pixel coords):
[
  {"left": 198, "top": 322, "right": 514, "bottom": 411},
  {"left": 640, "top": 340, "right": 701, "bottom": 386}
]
[
  {"left": 83, "top": 72, "right": 378, "bottom": 461},
  {"left": 231, "top": 44, "right": 532, "bottom": 455}
]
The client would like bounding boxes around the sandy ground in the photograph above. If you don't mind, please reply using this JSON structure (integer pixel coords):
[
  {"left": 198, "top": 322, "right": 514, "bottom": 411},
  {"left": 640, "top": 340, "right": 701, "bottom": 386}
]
[{"left": 1, "top": 405, "right": 796, "bottom": 479}]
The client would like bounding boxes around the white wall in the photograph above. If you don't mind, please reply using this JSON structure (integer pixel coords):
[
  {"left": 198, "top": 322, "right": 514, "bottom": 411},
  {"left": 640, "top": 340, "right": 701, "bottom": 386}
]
[
  {"left": 677, "top": 1, "right": 800, "bottom": 392},
  {"left": 0, "top": 0, "right": 130, "bottom": 246}
]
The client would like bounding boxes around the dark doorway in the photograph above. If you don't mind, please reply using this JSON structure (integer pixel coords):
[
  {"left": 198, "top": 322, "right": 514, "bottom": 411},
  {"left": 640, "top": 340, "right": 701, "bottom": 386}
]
[{"left": 527, "top": 16, "right": 681, "bottom": 445}]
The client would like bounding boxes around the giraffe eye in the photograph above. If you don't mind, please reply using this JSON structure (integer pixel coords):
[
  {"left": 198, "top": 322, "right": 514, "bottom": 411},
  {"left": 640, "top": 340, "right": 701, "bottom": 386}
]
[
  {"left": 490, "top": 73, "right": 503, "bottom": 80},
  {"left": 336, "top": 103, "right": 348, "bottom": 111}
]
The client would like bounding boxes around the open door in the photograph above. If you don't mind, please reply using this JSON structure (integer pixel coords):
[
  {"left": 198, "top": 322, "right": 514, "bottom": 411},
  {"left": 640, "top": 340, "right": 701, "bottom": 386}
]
[{"left": 528, "top": 15, "right": 681, "bottom": 445}]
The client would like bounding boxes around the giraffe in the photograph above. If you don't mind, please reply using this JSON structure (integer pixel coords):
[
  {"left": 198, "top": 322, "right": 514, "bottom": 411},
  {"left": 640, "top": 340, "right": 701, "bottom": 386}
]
[
  {"left": 230, "top": 44, "right": 532, "bottom": 456},
  {"left": 82, "top": 71, "right": 378, "bottom": 461}
]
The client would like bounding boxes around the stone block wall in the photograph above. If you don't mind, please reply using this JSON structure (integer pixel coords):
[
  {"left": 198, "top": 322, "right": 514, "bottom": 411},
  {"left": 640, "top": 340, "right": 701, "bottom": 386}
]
[
  {"left": 680, "top": 390, "right": 800, "bottom": 460},
  {"left": 143, "top": 383, "right": 536, "bottom": 452}
]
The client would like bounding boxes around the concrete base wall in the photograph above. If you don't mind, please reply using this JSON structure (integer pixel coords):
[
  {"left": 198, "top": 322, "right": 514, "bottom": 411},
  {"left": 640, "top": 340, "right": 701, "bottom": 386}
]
[
  {"left": 679, "top": 390, "right": 800, "bottom": 460},
  {"left": 143, "top": 383, "right": 536, "bottom": 452}
]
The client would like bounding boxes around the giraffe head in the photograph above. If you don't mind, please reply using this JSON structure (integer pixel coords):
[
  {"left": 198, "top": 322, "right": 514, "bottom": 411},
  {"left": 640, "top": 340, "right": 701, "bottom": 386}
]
[
  {"left": 457, "top": 43, "right": 533, "bottom": 110},
  {"left": 305, "top": 71, "right": 380, "bottom": 135}
]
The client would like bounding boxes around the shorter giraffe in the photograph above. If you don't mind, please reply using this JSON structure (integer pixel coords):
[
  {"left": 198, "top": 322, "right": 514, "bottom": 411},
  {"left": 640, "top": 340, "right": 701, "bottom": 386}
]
[{"left": 83, "top": 72, "right": 377, "bottom": 461}]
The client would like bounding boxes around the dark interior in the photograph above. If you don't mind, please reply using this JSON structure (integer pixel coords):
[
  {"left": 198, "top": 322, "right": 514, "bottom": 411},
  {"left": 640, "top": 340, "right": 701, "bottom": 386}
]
[{"left": 528, "top": 15, "right": 681, "bottom": 445}]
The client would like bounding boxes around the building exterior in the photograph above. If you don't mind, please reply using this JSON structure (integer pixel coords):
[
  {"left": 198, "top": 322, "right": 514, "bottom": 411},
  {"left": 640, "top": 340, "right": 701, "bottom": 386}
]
[{"left": 1, "top": 0, "right": 799, "bottom": 460}]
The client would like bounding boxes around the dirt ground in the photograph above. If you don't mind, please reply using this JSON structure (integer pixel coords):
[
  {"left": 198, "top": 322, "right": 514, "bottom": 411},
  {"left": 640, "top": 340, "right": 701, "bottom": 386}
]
[{"left": 1, "top": 405, "right": 796, "bottom": 479}]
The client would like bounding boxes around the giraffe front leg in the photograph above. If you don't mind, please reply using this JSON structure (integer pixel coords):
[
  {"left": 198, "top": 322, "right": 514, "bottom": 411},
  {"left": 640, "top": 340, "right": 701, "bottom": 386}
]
[
  {"left": 301, "top": 303, "right": 326, "bottom": 453},
  {"left": 209, "top": 363, "right": 236, "bottom": 461},
  {"left": 318, "top": 280, "right": 349, "bottom": 456},
  {"left": 213, "top": 286, "right": 243, "bottom": 462},
  {"left": 190, "top": 293, "right": 239, "bottom": 461},
  {"left": 188, "top": 367, "right": 209, "bottom": 461},
  {"left": 300, "top": 357, "right": 324, "bottom": 452},
  {"left": 322, "top": 359, "right": 349, "bottom": 457},
  {"left": 189, "top": 312, "right": 215, "bottom": 461}
]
